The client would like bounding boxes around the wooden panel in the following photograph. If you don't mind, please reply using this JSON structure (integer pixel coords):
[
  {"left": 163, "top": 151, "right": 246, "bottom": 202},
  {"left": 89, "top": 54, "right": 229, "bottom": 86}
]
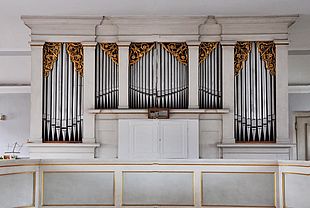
[
  {"left": 43, "top": 171, "right": 114, "bottom": 206},
  {"left": 202, "top": 172, "right": 275, "bottom": 207},
  {"left": 122, "top": 171, "right": 194, "bottom": 206},
  {"left": 129, "top": 121, "right": 159, "bottom": 159},
  {"left": 283, "top": 173, "right": 310, "bottom": 208},
  {"left": 160, "top": 120, "right": 188, "bottom": 159},
  {"left": 0, "top": 172, "right": 35, "bottom": 208}
]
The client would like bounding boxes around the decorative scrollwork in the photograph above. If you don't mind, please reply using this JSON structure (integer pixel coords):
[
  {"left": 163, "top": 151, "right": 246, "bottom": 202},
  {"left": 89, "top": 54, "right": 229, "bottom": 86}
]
[
  {"left": 234, "top": 41, "right": 252, "bottom": 75},
  {"left": 161, "top": 42, "right": 188, "bottom": 65},
  {"left": 257, "top": 41, "right": 276, "bottom": 75},
  {"left": 199, "top": 42, "right": 218, "bottom": 63},
  {"left": 43, "top": 42, "right": 61, "bottom": 77},
  {"left": 129, "top": 42, "right": 156, "bottom": 65},
  {"left": 100, "top": 43, "right": 118, "bottom": 64},
  {"left": 66, "top": 42, "right": 84, "bottom": 77}
]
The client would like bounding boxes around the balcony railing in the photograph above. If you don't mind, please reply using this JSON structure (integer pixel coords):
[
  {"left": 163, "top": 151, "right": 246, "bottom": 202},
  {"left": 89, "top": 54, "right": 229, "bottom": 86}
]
[{"left": 0, "top": 159, "right": 309, "bottom": 207}]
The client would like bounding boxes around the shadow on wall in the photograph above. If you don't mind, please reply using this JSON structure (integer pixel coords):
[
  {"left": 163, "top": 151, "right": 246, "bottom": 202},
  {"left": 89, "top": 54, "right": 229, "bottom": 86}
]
[{"left": 0, "top": 93, "right": 30, "bottom": 157}]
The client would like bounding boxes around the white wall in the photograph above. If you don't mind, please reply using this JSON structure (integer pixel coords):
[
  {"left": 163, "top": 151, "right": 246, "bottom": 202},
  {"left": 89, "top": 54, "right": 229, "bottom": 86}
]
[
  {"left": 288, "top": 54, "right": 310, "bottom": 85},
  {"left": 0, "top": 93, "right": 30, "bottom": 157}
]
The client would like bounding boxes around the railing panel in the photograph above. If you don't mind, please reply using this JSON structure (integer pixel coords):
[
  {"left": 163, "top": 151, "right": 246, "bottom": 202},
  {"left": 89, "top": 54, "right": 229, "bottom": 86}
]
[{"left": 43, "top": 171, "right": 114, "bottom": 206}]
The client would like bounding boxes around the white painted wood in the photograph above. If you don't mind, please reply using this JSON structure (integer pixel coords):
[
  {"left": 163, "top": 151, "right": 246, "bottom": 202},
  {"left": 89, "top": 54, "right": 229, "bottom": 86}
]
[
  {"left": 284, "top": 173, "right": 310, "bottom": 208},
  {"left": 296, "top": 116, "right": 310, "bottom": 160},
  {"left": 129, "top": 120, "right": 160, "bottom": 159},
  {"left": 188, "top": 43, "right": 200, "bottom": 109},
  {"left": 82, "top": 42, "right": 97, "bottom": 143},
  {"left": 22, "top": 16, "right": 102, "bottom": 42},
  {"left": 0, "top": 172, "right": 35, "bottom": 208},
  {"left": 118, "top": 119, "right": 198, "bottom": 159},
  {"left": 0, "top": 85, "right": 30, "bottom": 94},
  {"left": 202, "top": 172, "right": 275, "bottom": 207},
  {"left": 288, "top": 85, "right": 310, "bottom": 93},
  {"left": 118, "top": 43, "right": 130, "bottom": 108},
  {"left": 123, "top": 172, "right": 194, "bottom": 206},
  {"left": 29, "top": 43, "right": 43, "bottom": 143},
  {"left": 26, "top": 143, "right": 99, "bottom": 159},
  {"left": 276, "top": 40, "right": 290, "bottom": 144},
  {"left": 43, "top": 172, "right": 114, "bottom": 205},
  {"left": 221, "top": 41, "right": 236, "bottom": 144},
  {"left": 1, "top": 159, "right": 310, "bottom": 208},
  {"left": 218, "top": 143, "right": 294, "bottom": 159},
  {"left": 160, "top": 120, "right": 188, "bottom": 159}
]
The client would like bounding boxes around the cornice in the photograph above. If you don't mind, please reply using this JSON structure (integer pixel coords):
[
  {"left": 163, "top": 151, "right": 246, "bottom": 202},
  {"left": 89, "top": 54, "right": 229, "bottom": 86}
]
[
  {"left": 21, "top": 15, "right": 103, "bottom": 29},
  {"left": 215, "top": 15, "right": 299, "bottom": 26},
  {"left": 21, "top": 15, "right": 299, "bottom": 43}
]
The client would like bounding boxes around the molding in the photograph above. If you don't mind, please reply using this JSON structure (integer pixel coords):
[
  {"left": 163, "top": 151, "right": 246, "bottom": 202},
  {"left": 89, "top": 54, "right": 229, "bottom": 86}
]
[
  {"left": 215, "top": 15, "right": 298, "bottom": 26},
  {"left": 0, "top": 50, "right": 31, "bottom": 56},
  {"left": 288, "top": 50, "right": 310, "bottom": 55},
  {"left": 218, "top": 144, "right": 295, "bottom": 148},
  {"left": 288, "top": 85, "right": 310, "bottom": 94},
  {"left": 21, "top": 15, "right": 299, "bottom": 43},
  {"left": 89, "top": 108, "right": 230, "bottom": 114},
  {"left": 26, "top": 143, "right": 100, "bottom": 159},
  {"left": 22, "top": 15, "right": 103, "bottom": 42},
  {"left": 0, "top": 85, "right": 31, "bottom": 94}
]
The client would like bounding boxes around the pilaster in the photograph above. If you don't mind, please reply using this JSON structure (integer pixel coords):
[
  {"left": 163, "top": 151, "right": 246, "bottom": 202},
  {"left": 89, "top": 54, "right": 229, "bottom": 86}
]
[
  {"left": 118, "top": 42, "right": 130, "bottom": 109},
  {"left": 29, "top": 42, "right": 44, "bottom": 143},
  {"left": 82, "top": 42, "right": 97, "bottom": 143},
  {"left": 188, "top": 42, "right": 200, "bottom": 109},
  {"left": 275, "top": 40, "right": 290, "bottom": 144},
  {"left": 221, "top": 41, "right": 236, "bottom": 144}
]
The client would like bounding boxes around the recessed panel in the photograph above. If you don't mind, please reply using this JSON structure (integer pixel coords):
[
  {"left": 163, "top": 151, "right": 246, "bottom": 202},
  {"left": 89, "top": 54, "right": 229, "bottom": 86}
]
[
  {"left": 123, "top": 172, "right": 194, "bottom": 206},
  {"left": 0, "top": 172, "right": 34, "bottom": 208},
  {"left": 202, "top": 172, "right": 275, "bottom": 207},
  {"left": 284, "top": 173, "right": 310, "bottom": 208},
  {"left": 43, "top": 171, "right": 114, "bottom": 206}
]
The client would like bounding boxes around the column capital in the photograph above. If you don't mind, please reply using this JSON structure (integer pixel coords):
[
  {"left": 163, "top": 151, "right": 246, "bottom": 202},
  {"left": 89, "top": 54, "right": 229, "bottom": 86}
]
[
  {"left": 117, "top": 42, "right": 131, "bottom": 47},
  {"left": 274, "top": 39, "right": 290, "bottom": 45},
  {"left": 187, "top": 41, "right": 201, "bottom": 47},
  {"left": 220, "top": 40, "right": 236, "bottom": 46},
  {"left": 30, "top": 41, "right": 45, "bottom": 47},
  {"left": 82, "top": 41, "right": 97, "bottom": 47}
]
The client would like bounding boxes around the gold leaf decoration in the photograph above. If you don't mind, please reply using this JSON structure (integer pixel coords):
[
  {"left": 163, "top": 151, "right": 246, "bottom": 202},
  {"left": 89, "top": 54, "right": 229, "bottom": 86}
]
[
  {"left": 129, "top": 42, "right": 156, "bottom": 65},
  {"left": 234, "top": 41, "right": 252, "bottom": 75},
  {"left": 161, "top": 42, "right": 188, "bottom": 65},
  {"left": 100, "top": 43, "right": 118, "bottom": 64},
  {"left": 43, "top": 42, "right": 61, "bottom": 77},
  {"left": 66, "top": 42, "right": 84, "bottom": 77},
  {"left": 199, "top": 42, "right": 218, "bottom": 63},
  {"left": 257, "top": 41, "right": 276, "bottom": 75}
]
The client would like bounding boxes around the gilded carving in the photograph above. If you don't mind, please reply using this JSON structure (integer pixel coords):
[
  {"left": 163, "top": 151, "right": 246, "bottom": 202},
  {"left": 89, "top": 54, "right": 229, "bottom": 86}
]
[
  {"left": 199, "top": 42, "right": 218, "bottom": 63},
  {"left": 257, "top": 41, "right": 276, "bottom": 75},
  {"left": 100, "top": 43, "right": 119, "bottom": 64},
  {"left": 129, "top": 42, "right": 156, "bottom": 65},
  {"left": 234, "top": 41, "right": 252, "bottom": 75},
  {"left": 161, "top": 42, "right": 188, "bottom": 65},
  {"left": 66, "top": 42, "right": 84, "bottom": 77},
  {"left": 43, "top": 42, "right": 61, "bottom": 77}
]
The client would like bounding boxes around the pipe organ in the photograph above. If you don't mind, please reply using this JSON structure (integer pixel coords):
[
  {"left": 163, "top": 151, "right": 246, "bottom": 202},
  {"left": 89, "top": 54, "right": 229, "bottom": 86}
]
[{"left": 22, "top": 15, "right": 297, "bottom": 159}]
